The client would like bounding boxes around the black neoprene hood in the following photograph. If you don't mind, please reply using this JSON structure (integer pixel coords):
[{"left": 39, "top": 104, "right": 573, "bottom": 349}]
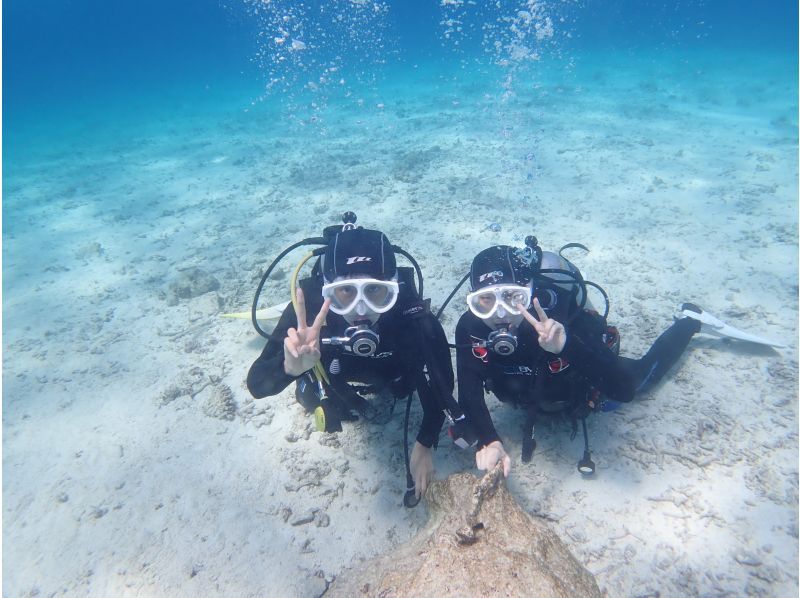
[
  {"left": 469, "top": 245, "right": 534, "bottom": 291},
  {"left": 322, "top": 228, "right": 397, "bottom": 282}
]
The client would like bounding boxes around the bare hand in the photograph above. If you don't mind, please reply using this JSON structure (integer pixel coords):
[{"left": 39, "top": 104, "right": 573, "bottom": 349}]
[
  {"left": 517, "top": 296, "right": 567, "bottom": 354},
  {"left": 284, "top": 288, "right": 331, "bottom": 377},
  {"left": 410, "top": 442, "right": 434, "bottom": 499},
  {"left": 476, "top": 440, "right": 511, "bottom": 478}
]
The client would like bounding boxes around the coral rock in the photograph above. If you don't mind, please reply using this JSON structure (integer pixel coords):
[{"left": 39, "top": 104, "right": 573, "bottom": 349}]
[{"left": 329, "top": 465, "right": 601, "bottom": 597}]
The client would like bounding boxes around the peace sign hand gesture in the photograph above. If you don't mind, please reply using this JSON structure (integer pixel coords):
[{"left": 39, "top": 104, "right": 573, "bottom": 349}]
[
  {"left": 284, "top": 288, "right": 331, "bottom": 377},
  {"left": 517, "top": 296, "right": 567, "bottom": 354}
]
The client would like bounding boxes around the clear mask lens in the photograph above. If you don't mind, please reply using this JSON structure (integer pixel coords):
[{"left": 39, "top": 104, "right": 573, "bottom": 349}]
[
  {"left": 501, "top": 288, "right": 530, "bottom": 308},
  {"left": 323, "top": 279, "right": 399, "bottom": 315},
  {"left": 467, "top": 285, "right": 531, "bottom": 319},
  {"left": 468, "top": 291, "right": 498, "bottom": 316},
  {"left": 329, "top": 283, "right": 360, "bottom": 312},
  {"left": 362, "top": 282, "right": 394, "bottom": 309}
]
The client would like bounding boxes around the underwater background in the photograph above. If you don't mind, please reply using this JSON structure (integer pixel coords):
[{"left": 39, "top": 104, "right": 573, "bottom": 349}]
[
  {"left": 6, "top": 1, "right": 797, "bottom": 168},
  {"left": 4, "top": 1, "right": 799, "bottom": 596}
]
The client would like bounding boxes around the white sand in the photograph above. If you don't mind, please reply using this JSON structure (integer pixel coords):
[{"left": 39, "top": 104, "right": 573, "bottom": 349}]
[{"left": 4, "top": 52, "right": 798, "bottom": 596}]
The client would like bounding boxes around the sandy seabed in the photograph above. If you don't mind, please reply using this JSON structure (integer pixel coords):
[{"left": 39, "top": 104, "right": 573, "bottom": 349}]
[{"left": 4, "top": 52, "right": 798, "bottom": 596}]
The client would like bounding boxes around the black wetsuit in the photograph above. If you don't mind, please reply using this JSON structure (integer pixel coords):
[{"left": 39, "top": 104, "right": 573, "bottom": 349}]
[
  {"left": 455, "top": 309, "right": 701, "bottom": 448},
  {"left": 247, "top": 273, "right": 452, "bottom": 448}
]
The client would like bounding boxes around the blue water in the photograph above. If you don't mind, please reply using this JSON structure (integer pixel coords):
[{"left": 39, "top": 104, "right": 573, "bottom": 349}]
[
  {"left": 5, "top": 0, "right": 797, "bottom": 222},
  {"left": 6, "top": 1, "right": 796, "bottom": 139},
  {"left": 3, "top": 1, "right": 799, "bottom": 596}
]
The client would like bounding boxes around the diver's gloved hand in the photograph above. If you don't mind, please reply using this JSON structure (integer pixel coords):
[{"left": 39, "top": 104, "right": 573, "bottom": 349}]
[
  {"left": 410, "top": 441, "right": 434, "bottom": 500},
  {"left": 284, "top": 289, "right": 331, "bottom": 377},
  {"left": 476, "top": 441, "right": 511, "bottom": 478},
  {"left": 518, "top": 296, "right": 567, "bottom": 354}
]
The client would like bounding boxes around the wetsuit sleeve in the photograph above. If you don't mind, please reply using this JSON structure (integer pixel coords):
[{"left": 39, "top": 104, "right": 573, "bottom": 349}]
[
  {"left": 560, "top": 317, "right": 637, "bottom": 403},
  {"left": 415, "top": 384, "right": 447, "bottom": 448},
  {"left": 412, "top": 313, "right": 450, "bottom": 448},
  {"left": 455, "top": 317, "right": 502, "bottom": 449},
  {"left": 246, "top": 303, "right": 301, "bottom": 398}
]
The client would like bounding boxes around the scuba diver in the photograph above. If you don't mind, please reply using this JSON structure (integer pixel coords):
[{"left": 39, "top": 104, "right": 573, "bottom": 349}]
[
  {"left": 449, "top": 237, "right": 783, "bottom": 478},
  {"left": 247, "top": 212, "right": 475, "bottom": 506}
]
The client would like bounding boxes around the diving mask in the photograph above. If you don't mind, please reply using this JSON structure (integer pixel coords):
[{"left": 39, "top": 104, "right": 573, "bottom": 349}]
[
  {"left": 322, "top": 278, "right": 399, "bottom": 316},
  {"left": 466, "top": 284, "right": 532, "bottom": 319}
]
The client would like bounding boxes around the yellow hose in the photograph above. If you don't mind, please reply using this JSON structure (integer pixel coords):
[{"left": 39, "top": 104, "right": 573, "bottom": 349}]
[
  {"left": 290, "top": 252, "right": 330, "bottom": 386},
  {"left": 290, "top": 252, "right": 314, "bottom": 308}
]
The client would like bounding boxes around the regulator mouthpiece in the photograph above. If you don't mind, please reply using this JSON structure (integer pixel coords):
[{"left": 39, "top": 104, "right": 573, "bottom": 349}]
[
  {"left": 322, "top": 325, "right": 380, "bottom": 357},
  {"left": 486, "top": 328, "right": 518, "bottom": 356}
]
